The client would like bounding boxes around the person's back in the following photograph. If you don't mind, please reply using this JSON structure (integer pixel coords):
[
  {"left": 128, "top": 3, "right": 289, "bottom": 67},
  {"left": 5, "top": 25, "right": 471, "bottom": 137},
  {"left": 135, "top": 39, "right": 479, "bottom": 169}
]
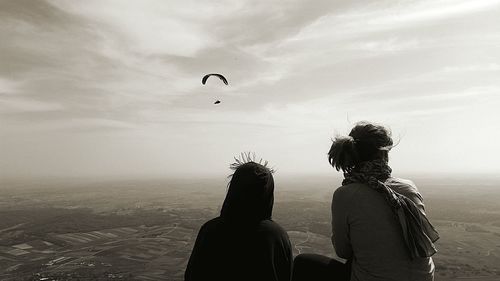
[
  {"left": 332, "top": 177, "right": 434, "bottom": 281},
  {"left": 326, "top": 122, "right": 438, "bottom": 281},
  {"left": 185, "top": 158, "right": 293, "bottom": 281},
  {"left": 185, "top": 217, "right": 292, "bottom": 281}
]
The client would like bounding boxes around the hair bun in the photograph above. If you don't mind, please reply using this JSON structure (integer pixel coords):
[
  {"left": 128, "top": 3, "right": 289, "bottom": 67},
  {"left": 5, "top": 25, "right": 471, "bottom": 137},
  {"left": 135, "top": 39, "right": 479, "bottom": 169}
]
[
  {"left": 336, "top": 135, "right": 356, "bottom": 146},
  {"left": 328, "top": 135, "right": 359, "bottom": 171},
  {"left": 328, "top": 121, "right": 393, "bottom": 171}
]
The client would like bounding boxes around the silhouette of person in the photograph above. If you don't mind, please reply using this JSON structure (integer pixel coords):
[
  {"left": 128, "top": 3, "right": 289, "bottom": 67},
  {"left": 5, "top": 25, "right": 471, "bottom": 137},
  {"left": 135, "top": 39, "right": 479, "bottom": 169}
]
[
  {"left": 293, "top": 121, "right": 439, "bottom": 281},
  {"left": 185, "top": 160, "right": 293, "bottom": 281}
]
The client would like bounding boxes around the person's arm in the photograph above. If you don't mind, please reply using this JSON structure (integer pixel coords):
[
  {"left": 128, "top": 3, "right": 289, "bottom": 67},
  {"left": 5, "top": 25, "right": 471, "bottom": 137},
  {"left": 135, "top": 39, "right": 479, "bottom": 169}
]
[
  {"left": 331, "top": 187, "right": 353, "bottom": 259},
  {"left": 255, "top": 223, "right": 293, "bottom": 281},
  {"left": 278, "top": 231, "right": 294, "bottom": 281},
  {"left": 184, "top": 223, "right": 210, "bottom": 281}
]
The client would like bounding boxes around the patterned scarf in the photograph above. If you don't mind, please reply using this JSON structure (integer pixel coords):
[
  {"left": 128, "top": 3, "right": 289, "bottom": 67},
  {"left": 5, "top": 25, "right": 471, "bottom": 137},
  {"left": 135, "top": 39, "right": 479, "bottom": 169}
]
[{"left": 343, "top": 159, "right": 440, "bottom": 259}]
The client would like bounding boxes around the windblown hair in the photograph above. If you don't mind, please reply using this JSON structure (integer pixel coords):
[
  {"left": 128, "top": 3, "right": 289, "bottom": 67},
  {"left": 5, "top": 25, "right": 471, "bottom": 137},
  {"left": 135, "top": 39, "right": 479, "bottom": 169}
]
[
  {"left": 229, "top": 152, "right": 275, "bottom": 174},
  {"left": 328, "top": 121, "right": 394, "bottom": 172}
]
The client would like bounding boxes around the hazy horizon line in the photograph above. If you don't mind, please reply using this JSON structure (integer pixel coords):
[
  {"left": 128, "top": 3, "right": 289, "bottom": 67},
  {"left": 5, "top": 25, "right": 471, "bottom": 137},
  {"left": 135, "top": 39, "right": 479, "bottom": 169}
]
[{"left": 1, "top": 170, "right": 499, "bottom": 183}]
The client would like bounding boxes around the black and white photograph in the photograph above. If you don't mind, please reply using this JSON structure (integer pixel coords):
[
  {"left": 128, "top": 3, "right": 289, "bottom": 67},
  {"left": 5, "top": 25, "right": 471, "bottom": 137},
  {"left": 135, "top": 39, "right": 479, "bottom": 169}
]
[{"left": 1, "top": 1, "right": 499, "bottom": 280}]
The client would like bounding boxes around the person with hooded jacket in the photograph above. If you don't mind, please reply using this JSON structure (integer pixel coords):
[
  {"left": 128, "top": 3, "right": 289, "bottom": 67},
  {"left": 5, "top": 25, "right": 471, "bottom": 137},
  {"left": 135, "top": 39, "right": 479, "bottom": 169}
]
[{"left": 185, "top": 160, "right": 293, "bottom": 281}]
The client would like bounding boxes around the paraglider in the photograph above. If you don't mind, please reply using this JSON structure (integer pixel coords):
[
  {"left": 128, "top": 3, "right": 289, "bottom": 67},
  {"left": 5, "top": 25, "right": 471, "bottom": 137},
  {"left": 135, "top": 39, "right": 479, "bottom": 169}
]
[
  {"left": 202, "top": 73, "right": 228, "bottom": 105},
  {"left": 202, "top": 73, "right": 228, "bottom": 85}
]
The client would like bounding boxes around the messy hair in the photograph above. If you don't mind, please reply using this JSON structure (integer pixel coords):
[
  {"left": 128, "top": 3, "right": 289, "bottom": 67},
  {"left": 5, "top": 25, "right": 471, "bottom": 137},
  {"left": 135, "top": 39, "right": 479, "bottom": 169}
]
[
  {"left": 229, "top": 152, "right": 275, "bottom": 175},
  {"left": 328, "top": 121, "right": 394, "bottom": 172}
]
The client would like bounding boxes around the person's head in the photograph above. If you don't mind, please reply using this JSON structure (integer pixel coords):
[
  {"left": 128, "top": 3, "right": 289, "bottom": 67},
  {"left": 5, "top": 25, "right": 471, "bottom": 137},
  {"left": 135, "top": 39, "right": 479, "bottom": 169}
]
[
  {"left": 328, "top": 121, "right": 393, "bottom": 172},
  {"left": 220, "top": 160, "right": 274, "bottom": 224}
]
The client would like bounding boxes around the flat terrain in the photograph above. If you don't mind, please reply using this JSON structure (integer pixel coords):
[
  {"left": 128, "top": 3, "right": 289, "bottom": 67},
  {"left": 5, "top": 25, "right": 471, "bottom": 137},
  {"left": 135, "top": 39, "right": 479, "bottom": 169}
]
[{"left": 0, "top": 175, "right": 499, "bottom": 280}]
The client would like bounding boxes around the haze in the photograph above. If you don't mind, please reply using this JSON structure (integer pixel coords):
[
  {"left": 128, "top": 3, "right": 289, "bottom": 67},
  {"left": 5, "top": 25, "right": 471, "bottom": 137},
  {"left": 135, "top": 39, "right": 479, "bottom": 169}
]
[{"left": 1, "top": 0, "right": 500, "bottom": 179}]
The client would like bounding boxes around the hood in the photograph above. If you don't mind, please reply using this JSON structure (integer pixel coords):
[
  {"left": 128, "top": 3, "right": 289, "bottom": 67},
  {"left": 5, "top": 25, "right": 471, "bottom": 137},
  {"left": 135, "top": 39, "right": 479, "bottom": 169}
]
[{"left": 220, "top": 162, "right": 274, "bottom": 224}]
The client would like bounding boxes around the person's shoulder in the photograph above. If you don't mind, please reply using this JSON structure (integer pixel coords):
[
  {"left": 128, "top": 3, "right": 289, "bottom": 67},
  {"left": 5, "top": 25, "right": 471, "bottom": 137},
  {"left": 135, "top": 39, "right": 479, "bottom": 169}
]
[
  {"left": 198, "top": 217, "right": 224, "bottom": 232},
  {"left": 390, "top": 177, "right": 417, "bottom": 187},
  {"left": 257, "top": 219, "right": 287, "bottom": 235},
  {"left": 332, "top": 184, "right": 364, "bottom": 212},
  {"left": 255, "top": 220, "right": 291, "bottom": 246},
  {"left": 387, "top": 177, "right": 425, "bottom": 203},
  {"left": 387, "top": 177, "right": 419, "bottom": 193},
  {"left": 333, "top": 182, "right": 365, "bottom": 199}
]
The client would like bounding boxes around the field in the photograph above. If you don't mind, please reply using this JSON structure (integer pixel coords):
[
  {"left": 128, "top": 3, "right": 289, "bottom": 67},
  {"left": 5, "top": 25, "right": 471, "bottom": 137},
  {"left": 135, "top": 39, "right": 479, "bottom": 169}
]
[{"left": 0, "top": 175, "right": 499, "bottom": 280}]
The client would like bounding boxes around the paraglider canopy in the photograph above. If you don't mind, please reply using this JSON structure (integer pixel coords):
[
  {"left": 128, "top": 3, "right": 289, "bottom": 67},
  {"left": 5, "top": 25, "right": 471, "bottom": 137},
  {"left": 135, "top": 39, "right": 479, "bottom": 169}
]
[{"left": 202, "top": 73, "right": 228, "bottom": 85}]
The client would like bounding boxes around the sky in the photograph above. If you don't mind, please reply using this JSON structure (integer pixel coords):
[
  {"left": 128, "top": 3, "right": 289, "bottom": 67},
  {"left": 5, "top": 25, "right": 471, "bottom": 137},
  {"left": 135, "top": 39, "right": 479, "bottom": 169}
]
[{"left": 1, "top": 0, "right": 499, "bottom": 179}]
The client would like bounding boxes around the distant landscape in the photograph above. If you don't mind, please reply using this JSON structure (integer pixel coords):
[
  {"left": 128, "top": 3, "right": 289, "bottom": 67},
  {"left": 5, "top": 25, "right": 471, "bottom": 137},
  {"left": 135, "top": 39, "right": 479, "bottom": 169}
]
[{"left": 1, "top": 175, "right": 499, "bottom": 281}]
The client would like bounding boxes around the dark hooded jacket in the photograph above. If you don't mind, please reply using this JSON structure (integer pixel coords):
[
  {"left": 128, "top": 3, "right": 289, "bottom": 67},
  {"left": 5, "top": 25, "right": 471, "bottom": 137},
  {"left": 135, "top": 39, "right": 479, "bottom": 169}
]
[{"left": 185, "top": 162, "right": 293, "bottom": 281}]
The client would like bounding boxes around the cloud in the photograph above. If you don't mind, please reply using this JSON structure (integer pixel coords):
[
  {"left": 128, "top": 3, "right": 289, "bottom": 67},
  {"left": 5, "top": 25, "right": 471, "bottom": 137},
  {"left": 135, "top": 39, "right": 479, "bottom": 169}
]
[
  {"left": 1, "top": 0, "right": 500, "bottom": 176},
  {"left": 46, "top": 117, "right": 137, "bottom": 132},
  {"left": 0, "top": 77, "right": 20, "bottom": 95},
  {"left": 442, "top": 63, "right": 500, "bottom": 73},
  {"left": 348, "top": 38, "right": 422, "bottom": 53},
  {"left": 0, "top": 1, "right": 191, "bottom": 127},
  {"left": 291, "top": 0, "right": 500, "bottom": 40},
  {"left": 366, "top": 0, "right": 500, "bottom": 26},
  {"left": 0, "top": 96, "right": 63, "bottom": 113},
  {"left": 49, "top": 0, "right": 220, "bottom": 57}
]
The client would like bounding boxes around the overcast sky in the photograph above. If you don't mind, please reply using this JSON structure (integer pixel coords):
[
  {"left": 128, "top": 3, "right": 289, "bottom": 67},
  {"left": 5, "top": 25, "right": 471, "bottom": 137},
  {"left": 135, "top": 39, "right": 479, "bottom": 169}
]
[{"left": 1, "top": 0, "right": 499, "bottom": 179}]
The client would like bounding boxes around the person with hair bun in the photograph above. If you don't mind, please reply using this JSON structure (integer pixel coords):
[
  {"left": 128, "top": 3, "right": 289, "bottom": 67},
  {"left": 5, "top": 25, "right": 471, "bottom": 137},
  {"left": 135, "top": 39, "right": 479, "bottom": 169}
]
[{"left": 292, "top": 122, "right": 439, "bottom": 281}]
